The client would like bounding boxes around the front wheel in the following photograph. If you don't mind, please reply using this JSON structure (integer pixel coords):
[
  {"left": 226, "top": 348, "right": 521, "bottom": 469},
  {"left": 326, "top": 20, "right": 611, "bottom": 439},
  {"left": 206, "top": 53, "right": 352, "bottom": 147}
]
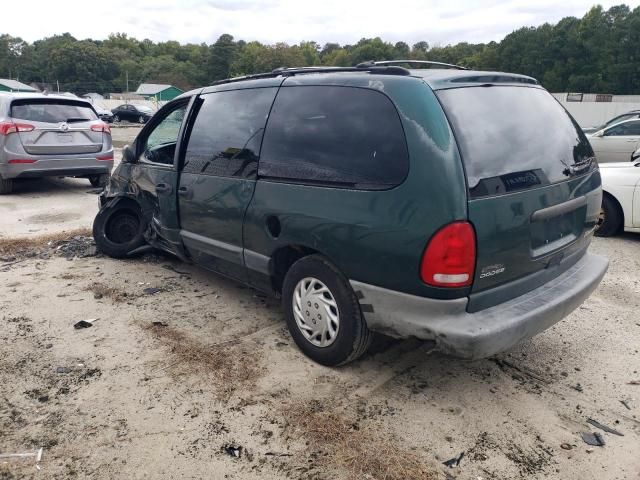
[
  {"left": 282, "top": 255, "right": 372, "bottom": 366},
  {"left": 93, "top": 202, "right": 146, "bottom": 258},
  {"left": 88, "top": 174, "right": 109, "bottom": 188},
  {"left": 113, "top": 115, "right": 120, "bottom": 123},
  {"left": 595, "top": 195, "right": 622, "bottom": 237},
  {"left": 138, "top": 115, "right": 145, "bottom": 124}
]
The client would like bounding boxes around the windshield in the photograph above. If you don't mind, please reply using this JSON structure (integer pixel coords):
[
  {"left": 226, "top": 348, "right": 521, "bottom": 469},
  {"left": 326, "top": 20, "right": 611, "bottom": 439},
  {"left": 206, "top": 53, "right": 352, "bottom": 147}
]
[
  {"left": 604, "top": 113, "right": 638, "bottom": 129},
  {"left": 11, "top": 99, "right": 98, "bottom": 123},
  {"left": 437, "top": 86, "right": 595, "bottom": 198}
]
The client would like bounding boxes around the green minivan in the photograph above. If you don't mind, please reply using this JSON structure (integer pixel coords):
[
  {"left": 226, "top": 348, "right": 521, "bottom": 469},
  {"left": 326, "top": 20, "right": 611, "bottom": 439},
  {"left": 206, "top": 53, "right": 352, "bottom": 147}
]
[{"left": 93, "top": 61, "right": 609, "bottom": 366}]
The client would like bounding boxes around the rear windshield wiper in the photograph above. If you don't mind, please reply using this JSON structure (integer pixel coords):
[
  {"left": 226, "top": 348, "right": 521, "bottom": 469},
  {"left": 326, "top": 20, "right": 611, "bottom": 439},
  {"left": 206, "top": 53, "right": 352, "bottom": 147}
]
[{"left": 65, "top": 117, "right": 90, "bottom": 123}]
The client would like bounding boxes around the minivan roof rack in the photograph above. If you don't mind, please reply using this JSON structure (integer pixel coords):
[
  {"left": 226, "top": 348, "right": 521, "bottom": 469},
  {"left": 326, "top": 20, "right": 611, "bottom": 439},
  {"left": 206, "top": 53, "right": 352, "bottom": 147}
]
[
  {"left": 209, "top": 65, "right": 411, "bottom": 87},
  {"left": 357, "top": 60, "right": 467, "bottom": 70}
]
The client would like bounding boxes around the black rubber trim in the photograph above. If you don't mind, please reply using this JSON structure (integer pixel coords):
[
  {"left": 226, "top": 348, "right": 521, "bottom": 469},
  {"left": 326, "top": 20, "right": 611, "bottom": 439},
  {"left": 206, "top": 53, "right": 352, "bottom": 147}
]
[{"left": 14, "top": 167, "right": 110, "bottom": 178}]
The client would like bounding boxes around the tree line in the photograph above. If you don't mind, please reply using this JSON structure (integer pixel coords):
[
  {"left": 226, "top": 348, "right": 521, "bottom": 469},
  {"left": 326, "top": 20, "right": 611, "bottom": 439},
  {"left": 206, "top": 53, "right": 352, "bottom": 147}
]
[{"left": 0, "top": 4, "right": 638, "bottom": 95}]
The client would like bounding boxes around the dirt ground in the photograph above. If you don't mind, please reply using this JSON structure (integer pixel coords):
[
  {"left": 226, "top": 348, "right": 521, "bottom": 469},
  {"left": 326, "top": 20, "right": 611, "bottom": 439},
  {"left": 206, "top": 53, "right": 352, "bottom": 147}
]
[{"left": 0, "top": 130, "right": 639, "bottom": 479}]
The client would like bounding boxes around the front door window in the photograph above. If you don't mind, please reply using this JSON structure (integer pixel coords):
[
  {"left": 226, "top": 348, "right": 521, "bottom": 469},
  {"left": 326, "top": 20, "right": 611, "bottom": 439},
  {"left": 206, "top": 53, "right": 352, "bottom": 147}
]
[{"left": 142, "top": 104, "right": 187, "bottom": 165}]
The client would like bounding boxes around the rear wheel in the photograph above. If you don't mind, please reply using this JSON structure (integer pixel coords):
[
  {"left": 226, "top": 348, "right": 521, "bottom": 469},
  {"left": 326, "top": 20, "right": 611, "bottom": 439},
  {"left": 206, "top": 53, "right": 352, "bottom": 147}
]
[
  {"left": 596, "top": 195, "right": 623, "bottom": 237},
  {"left": 0, "top": 174, "right": 13, "bottom": 194},
  {"left": 88, "top": 174, "right": 109, "bottom": 188},
  {"left": 93, "top": 202, "right": 146, "bottom": 258},
  {"left": 138, "top": 115, "right": 145, "bottom": 124},
  {"left": 282, "top": 255, "right": 372, "bottom": 366}
]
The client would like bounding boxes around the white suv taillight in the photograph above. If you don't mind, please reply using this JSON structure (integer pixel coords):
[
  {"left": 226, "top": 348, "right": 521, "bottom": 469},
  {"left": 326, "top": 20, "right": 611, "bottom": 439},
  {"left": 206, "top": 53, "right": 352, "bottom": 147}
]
[{"left": 0, "top": 121, "right": 35, "bottom": 136}]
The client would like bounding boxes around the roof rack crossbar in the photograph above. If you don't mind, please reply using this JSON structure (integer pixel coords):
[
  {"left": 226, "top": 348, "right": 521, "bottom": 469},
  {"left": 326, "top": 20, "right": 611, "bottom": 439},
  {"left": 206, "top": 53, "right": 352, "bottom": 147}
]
[
  {"left": 357, "top": 60, "right": 467, "bottom": 70},
  {"left": 272, "top": 65, "right": 411, "bottom": 76},
  {"left": 209, "top": 65, "right": 412, "bottom": 86}
]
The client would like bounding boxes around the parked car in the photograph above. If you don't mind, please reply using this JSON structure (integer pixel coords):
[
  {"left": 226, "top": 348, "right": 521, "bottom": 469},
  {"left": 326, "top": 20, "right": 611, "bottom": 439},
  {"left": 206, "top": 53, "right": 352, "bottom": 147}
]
[
  {"left": 596, "top": 158, "right": 640, "bottom": 236},
  {"left": 93, "top": 104, "right": 114, "bottom": 123},
  {"left": 587, "top": 118, "right": 640, "bottom": 163},
  {"left": 582, "top": 110, "right": 640, "bottom": 134},
  {"left": 111, "top": 104, "right": 153, "bottom": 124},
  {"left": 0, "top": 93, "right": 114, "bottom": 194},
  {"left": 93, "top": 62, "right": 608, "bottom": 366}
]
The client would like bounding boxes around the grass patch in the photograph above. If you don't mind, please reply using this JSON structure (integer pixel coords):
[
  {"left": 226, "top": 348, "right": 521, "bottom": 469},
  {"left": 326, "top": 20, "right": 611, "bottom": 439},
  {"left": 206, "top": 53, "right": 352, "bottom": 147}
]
[
  {"left": 139, "top": 322, "right": 262, "bottom": 398},
  {"left": 86, "top": 282, "right": 130, "bottom": 303},
  {"left": 284, "top": 400, "right": 440, "bottom": 480},
  {"left": 0, "top": 228, "right": 92, "bottom": 258}
]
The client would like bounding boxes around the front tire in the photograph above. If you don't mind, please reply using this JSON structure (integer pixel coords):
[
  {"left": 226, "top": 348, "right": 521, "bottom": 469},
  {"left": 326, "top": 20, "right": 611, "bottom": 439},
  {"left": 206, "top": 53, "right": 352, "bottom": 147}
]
[
  {"left": 88, "top": 174, "right": 109, "bottom": 188},
  {"left": 596, "top": 195, "right": 622, "bottom": 237},
  {"left": 138, "top": 115, "right": 145, "bottom": 124},
  {"left": 114, "top": 114, "right": 120, "bottom": 123},
  {"left": 282, "top": 255, "right": 372, "bottom": 366},
  {"left": 93, "top": 201, "right": 146, "bottom": 258},
  {"left": 0, "top": 174, "right": 13, "bottom": 194}
]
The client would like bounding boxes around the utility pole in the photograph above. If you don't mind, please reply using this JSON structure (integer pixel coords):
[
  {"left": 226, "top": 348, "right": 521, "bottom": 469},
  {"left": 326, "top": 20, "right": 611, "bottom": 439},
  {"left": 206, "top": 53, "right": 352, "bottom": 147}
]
[
  {"left": 56, "top": 80, "right": 60, "bottom": 93},
  {"left": 126, "top": 71, "right": 129, "bottom": 93}
]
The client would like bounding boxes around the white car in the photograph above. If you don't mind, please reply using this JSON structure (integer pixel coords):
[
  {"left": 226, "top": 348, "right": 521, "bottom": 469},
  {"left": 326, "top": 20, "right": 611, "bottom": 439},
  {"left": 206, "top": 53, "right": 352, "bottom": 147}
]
[
  {"left": 597, "top": 156, "right": 640, "bottom": 236},
  {"left": 588, "top": 118, "right": 640, "bottom": 163}
]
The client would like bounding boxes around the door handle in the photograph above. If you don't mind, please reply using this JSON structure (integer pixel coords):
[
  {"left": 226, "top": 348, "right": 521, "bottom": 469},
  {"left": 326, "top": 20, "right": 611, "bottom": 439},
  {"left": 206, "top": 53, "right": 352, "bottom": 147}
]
[
  {"left": 155, "top": 183, "right": 172, "bottom": 194},
  {"left": 178, "top": 186, "right": 193, "bottom": 199}
]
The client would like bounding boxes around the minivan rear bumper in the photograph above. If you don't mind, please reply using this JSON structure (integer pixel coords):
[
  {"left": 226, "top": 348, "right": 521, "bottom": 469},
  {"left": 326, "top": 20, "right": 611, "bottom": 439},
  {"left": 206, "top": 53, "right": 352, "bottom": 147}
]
[{"left": 351, "top": 252, "right": 608, "bottom": 359}]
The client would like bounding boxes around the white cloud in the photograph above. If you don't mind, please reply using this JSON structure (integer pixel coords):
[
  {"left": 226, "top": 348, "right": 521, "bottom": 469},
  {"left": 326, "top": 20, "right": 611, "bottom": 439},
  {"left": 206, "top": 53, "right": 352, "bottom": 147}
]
[{"left": 4, "top": 0, "right": 640, "bottom": 46}]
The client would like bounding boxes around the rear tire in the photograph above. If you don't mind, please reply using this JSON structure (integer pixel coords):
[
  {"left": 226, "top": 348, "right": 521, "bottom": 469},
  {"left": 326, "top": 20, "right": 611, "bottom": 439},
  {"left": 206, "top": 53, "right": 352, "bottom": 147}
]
[
  {"left": 596, "top": 195, "right": 622, "bottom": 237},
  {"left": 282, "top": 255, "right": 372, "bottom": 366},
  {"left": 138, "top": 115, "right": 145, "bottom": 124},
  {"left": 88, "top": 174, "right": 109, "bottom": 188},
  {"left": 0, "top": 174, "right": 13, "bottom": 194},
  {"left": 93, "top": 201, "right": 146, "bottom": 258}
]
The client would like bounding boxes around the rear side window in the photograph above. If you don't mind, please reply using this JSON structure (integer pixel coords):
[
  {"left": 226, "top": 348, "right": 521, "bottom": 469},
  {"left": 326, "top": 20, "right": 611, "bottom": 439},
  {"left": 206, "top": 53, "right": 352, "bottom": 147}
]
[
  {"left": 605, "top": 121, "right": 640, "bottom": 136},
  {"left": 259, "top": 86, "right": 409, "bottom": 189},
  {"left": 182, "top": 88, "right": 277, "bottom": 179},
  {"left": 437, "top": 86, "right": 595, "bottom": 199},
  {"left": 11, "top": 99, "right": 98, "bottom": 123}
]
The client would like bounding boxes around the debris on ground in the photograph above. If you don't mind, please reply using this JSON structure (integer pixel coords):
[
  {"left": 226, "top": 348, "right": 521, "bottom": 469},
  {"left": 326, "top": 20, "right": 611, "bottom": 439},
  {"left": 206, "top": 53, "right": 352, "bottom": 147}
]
[
  {"left": 55, "top": 367, "right": 71, "bottom": 374},
  {"left": 570, "top": 383, "right": 583, "bottom": 392},
  {"left": 143, "top": 287, "right": 161, "bottom": 295},
  {"left": 586, "top": 418, "right": 624, "bottom": 436},
  {"left": 560, "top": 443, "right": 573, "bottom": 450},
  {"left": 74, "top": 318, "right": 98, "bottom": 329},
  {"left": 443, "top": 451, "right": 465, "bottom": 468},
  {"left": 162, "top": 264, "right": 190, "bottom": 275},
  {"left": 151, "top": 321, "right": 168, "bottom": 327},
  {"left": 580, "top": 432, "right": 605, "bottom": 447},
  {"left": 0, "top": 447, "right": 43, "bottom": 468},
  {"left": 628, "top": 380, "right": 640, "bottom": 385},
  {"left": 55, "top": 236, "right": 98, "bottom": 259},
  {"left": 620, "top": 400, "right": 631, "bottom": 410},
  {"left": 223, "top": 444, "right": 243, "bottom": 458}
]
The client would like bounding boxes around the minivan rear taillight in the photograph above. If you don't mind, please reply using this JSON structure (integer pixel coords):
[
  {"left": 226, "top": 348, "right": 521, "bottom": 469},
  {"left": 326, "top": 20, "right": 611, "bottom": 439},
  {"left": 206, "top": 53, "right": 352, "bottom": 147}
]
[
  {"left": 0, "top": 121, "right": 35, "bottom": 136},
  {"left": 91, "top": 123, "right": 111, "bottom": 135},
  {"left": 420, "top": 221, "right": 476, "bottom": 288}
]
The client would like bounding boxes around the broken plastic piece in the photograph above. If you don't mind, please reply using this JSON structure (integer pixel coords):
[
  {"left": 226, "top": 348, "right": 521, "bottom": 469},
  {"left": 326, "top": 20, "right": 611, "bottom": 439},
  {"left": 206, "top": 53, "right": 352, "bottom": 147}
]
[
  {"left": 443, "top": 451, "right": 464, "bottom": 468},
  {"left": 223, "top": 444, "right": 243, "bottom": 458},
  {"left": 143, "top": 287, "right": 161, "bottom": 295},
  {"left": 587, "top": 418, "right": 623, "bottom": 436},
  {"left": 580, "top": 431, "right": 605, "bottom": 447}
]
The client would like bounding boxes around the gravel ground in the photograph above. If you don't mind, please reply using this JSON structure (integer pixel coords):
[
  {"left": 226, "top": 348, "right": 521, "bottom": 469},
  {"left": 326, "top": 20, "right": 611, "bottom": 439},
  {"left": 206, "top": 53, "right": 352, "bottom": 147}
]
[{"left": 0, "top": 230, "right": 638, "bottom": 479}]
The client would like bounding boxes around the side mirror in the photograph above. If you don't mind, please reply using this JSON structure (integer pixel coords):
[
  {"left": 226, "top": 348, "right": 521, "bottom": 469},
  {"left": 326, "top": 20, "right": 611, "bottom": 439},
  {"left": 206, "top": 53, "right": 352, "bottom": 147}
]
[
  {"left": 122, "top": 144, "right": 136, "bottom": 164},
  {"left": 592, "top": 130, "right": 604, "bottom": 138}
]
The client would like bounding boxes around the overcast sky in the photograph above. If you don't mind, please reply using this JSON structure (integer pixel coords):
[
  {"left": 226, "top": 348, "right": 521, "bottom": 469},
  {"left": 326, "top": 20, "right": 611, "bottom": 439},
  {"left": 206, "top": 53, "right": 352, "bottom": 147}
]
[{"left": 4, "top": 0, "right": 639, "bottom": 46}]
